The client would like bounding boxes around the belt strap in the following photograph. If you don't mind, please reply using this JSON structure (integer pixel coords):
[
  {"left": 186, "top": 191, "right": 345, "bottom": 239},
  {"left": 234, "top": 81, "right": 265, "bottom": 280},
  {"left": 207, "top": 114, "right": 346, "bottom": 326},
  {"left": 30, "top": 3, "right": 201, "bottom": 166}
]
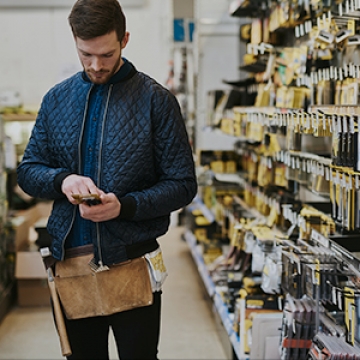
[
  {"left": 65, "top": 244, "right": 94, "bottom": 259},
  {"left": 64, "top": 239, "right": 159, "bottom": 261}
]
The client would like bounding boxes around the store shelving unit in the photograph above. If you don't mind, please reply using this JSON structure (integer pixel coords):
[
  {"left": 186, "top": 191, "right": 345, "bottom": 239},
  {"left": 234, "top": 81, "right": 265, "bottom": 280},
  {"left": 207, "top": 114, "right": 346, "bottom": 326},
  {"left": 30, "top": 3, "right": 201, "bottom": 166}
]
[
  {"left": 0, "top": 114, "right": 14, "bottom": 324},
  {"left": 0, "top": 112, "right": 37, "bottom": 322},
  {"left": 186, "top": 0, "right": 360, "bottom": 358}
]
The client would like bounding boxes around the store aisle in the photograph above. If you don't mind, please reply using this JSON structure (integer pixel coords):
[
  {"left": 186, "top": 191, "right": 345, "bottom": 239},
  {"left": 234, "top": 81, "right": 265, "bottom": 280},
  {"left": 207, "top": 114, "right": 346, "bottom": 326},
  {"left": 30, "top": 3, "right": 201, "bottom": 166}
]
[{"left": 0, "top": 226, "right": 227, "bottom": 360}]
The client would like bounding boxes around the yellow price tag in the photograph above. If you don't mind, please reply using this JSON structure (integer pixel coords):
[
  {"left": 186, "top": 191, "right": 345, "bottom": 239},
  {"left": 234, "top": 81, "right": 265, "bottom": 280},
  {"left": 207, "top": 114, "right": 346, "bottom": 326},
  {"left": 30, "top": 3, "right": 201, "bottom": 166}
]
[
  {"left": 314, "top": 259, "right": 320, "bottom": 286},
  {"left": 348, "top": 19, "right": 355, "bottom": 36}
]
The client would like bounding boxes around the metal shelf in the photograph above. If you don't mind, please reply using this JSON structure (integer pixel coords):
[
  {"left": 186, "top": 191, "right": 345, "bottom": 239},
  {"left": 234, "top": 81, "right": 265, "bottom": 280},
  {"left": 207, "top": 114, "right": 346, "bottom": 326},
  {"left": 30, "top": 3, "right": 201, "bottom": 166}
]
[
  {"left": 183, "top": 229, "right": 245, "bottom": 359},
  {"left": 229, "top": 0, "right": 266, "bottom": 18},
  {"left": 184, "top": 230, "right": 216, "bottom": 297},
  {"left": 1, "top": 114, "right": 36, "bottom": 122}
]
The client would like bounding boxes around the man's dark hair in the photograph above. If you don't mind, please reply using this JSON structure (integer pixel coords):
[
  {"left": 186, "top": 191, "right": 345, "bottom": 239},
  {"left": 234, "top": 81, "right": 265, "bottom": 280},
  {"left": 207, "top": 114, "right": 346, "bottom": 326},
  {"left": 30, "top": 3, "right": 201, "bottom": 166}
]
[{"left": 68, "top": 0, "right": 126, "bottom": 42}]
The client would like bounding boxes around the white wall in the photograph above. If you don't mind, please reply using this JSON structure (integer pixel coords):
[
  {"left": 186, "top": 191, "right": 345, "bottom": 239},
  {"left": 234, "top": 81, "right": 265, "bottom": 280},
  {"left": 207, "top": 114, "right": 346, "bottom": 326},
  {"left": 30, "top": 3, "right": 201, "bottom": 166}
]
[
  {"left": 0, "top": 0, "right": 173, "bottom": 108},
  {"left": 194, "top": 0, "right": 242, "bottom": 150}
]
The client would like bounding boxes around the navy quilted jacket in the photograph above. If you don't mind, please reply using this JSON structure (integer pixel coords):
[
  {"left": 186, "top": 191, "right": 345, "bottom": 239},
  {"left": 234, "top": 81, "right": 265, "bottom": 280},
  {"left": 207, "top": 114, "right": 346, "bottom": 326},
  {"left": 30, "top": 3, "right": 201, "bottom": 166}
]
[{"left": 17, "top": 64, "right": 197, "bottom": 265}]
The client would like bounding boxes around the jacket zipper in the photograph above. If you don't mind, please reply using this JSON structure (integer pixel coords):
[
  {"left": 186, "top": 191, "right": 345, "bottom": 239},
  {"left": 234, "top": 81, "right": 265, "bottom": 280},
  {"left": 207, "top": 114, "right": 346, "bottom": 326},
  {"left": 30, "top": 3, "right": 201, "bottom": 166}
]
[
  {"left": 96, "top": 84, "right": 113, "bottom": 267},
  {"left": 60, "top": 85, "right": 94, "bottom": 261}
]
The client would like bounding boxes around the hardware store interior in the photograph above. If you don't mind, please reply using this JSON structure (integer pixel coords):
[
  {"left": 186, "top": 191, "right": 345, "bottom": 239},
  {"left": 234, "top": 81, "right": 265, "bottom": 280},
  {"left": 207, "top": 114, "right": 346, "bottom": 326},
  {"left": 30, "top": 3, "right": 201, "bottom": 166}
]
[{"left": 2, "top": 0, "right": 360, "bottom": 359}]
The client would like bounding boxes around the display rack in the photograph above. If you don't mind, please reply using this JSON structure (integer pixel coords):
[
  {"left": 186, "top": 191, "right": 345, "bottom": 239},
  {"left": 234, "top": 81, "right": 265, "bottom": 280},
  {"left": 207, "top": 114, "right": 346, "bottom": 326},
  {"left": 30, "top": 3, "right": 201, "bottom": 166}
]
[
  {"left": 0, "top": 114, "right": 16, "bottom": 324},
  {"left": 187, "top": 0, "right": 360, "bottom": 358},
  {"left": 184, "top": 229, "right": 242, "bottom": 360},
  {"left": 0, "top": 112, "right": 38, "bottom": 322}
]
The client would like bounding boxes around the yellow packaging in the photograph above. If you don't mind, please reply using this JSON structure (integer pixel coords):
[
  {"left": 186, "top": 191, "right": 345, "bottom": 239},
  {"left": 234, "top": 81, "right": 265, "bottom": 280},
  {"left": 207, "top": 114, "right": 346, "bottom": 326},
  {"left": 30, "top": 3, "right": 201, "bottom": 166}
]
[
  {"left": 220, "top": 118, "right": 234, "bottom": 135},
  {"left": 194, "top": 228, "right": 207, "bottom": 242},
  {"left": 251, "top": 18, "right": 262, "bottom": 44},
  {"left": 195, "top": 216, "right": 211, "bottom": 226},
  {"left": 255, "top": 84, "right": 271, "bottom": 107},
  {"left": 247, "top": 122, "right": 264, "bottom": 142},
  {"left": 266, "top": 206, "right": 278, "bottom": 227},
  {"left": 274, "top": 163, "right": 287, "bottom": 187},
  {"left": 275, "top": 86, "right": 288, "bottom": 108},
  {"left": 210, "top": 160, "right": 224, "bottom": 173},
  {"left": 335, "top": 80, "right": 342, "bottom": 105},
  {"left": 234, "top": 116, "right": 242, "bottom": 137},
  {"left": 226, "top": 161, "right": 237, "bottom": 173}
]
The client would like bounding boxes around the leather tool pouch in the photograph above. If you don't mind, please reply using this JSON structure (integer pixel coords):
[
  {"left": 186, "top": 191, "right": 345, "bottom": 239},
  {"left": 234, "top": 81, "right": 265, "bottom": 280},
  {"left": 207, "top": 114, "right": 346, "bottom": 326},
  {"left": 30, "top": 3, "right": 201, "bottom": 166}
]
[{"left": 54, "top": 252, "right": 153, "bottom": 320}]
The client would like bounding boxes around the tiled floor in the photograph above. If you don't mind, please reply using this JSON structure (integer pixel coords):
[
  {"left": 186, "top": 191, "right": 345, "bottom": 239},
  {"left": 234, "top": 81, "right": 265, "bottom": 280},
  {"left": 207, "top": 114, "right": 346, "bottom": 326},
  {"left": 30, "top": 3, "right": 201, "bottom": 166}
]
[{"left": 0, "top": 226, "right": 228, "bottom": 360}]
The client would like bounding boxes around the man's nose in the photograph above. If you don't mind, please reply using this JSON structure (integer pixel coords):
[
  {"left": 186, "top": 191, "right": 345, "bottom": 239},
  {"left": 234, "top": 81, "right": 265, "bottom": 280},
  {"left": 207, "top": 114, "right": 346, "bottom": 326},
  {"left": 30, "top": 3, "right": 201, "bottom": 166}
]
[{"left": 91, "top": 57, "right": 102, "bottom": 71}]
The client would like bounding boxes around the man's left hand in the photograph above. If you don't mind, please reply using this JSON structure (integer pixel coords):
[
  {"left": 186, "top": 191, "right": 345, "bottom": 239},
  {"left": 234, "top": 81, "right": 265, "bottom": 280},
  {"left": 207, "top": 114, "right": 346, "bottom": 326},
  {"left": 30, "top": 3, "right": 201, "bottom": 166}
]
[{"left": 78, "top": 192, "right": 121, "bottom": 222}]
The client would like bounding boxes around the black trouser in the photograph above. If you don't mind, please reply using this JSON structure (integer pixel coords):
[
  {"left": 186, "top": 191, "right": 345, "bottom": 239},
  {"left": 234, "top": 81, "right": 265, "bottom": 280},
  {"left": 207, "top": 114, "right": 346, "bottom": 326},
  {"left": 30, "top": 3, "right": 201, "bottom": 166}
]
[{"left": 55, "top": 292, "right": 161, "bottom": 360}]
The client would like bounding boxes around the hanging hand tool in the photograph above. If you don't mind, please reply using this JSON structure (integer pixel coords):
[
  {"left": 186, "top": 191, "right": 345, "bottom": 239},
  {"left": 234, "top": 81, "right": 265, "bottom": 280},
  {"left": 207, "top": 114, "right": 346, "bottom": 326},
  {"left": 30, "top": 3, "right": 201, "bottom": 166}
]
[{"left": 40, "top": 247, "right": 72, "bottom": 357}]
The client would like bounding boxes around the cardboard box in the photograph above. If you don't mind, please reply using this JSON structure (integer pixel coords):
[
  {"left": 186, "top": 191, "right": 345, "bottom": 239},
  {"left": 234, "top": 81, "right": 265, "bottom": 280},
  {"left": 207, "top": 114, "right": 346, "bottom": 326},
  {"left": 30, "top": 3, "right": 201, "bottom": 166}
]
[
  {"left": 13, "top": 202, "right": 53, "bottom": 307},
  {"left": 15, "top": 250, "right": 49, "bottom": 307},
  {"left": 10, "top": 201, "right": 52, "bottom": 251},
  {"left": 17, "top": 279, "right": 50, "bottom": 307}
]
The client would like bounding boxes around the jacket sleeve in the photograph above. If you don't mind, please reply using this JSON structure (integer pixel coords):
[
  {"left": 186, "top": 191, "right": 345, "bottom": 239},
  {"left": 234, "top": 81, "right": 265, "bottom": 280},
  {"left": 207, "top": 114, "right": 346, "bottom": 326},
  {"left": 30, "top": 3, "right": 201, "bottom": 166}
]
[
  {"left": 16, "top": 93, "right": 70, "bottom": 200},
  {"left": 120, "top": 86, "right": 197, "bottom": 221}
]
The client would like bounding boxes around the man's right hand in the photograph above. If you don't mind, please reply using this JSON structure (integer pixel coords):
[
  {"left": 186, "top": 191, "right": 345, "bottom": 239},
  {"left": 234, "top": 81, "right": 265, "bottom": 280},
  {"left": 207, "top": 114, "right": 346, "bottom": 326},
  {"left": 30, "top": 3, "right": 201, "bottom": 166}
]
[{"left": 61, "top": 174, "right": 102, "bottom": 205}]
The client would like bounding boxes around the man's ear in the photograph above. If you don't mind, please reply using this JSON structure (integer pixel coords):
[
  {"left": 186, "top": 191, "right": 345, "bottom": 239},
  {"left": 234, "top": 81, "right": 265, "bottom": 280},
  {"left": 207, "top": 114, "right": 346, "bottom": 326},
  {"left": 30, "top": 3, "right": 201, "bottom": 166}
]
[{"left": 121, "top": 32, "right": 130, "bottom": 49}]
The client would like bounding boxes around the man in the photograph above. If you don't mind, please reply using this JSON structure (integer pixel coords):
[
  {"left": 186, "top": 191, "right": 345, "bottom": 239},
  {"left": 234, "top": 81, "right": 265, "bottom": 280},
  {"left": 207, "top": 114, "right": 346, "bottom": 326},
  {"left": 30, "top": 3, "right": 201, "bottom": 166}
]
[{"left": 16, "top": 0, "right": 197, "bottom": 359}]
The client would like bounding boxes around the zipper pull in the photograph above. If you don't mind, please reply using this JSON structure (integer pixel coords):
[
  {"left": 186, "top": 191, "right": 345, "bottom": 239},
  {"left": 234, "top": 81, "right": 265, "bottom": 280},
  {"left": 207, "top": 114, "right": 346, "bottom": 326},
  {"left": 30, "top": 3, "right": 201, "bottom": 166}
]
[{"left": 89, "top": 258, "right": 109, "bottom": 272}]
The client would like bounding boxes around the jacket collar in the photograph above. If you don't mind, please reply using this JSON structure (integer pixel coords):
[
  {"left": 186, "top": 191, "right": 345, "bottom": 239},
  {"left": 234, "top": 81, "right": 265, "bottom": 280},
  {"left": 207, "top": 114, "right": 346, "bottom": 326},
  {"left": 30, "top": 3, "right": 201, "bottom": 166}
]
[{"left": 81, "top": 58, "right": 137, "bottom": 84}]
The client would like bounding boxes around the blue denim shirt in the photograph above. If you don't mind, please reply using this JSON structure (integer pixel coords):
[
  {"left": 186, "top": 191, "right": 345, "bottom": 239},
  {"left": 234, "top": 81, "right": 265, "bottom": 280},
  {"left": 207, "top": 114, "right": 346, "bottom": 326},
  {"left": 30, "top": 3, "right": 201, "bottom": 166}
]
[{"left": 65, "top": 58, "right": 132, "bottom": 249}]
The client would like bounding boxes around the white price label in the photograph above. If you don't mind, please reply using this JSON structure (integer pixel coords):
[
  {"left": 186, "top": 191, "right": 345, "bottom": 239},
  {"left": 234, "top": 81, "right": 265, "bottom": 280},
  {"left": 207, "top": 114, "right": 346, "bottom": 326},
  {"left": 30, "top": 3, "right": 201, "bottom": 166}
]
[{"left": 325, "top": 167, "right": 330, "bottom": 181}]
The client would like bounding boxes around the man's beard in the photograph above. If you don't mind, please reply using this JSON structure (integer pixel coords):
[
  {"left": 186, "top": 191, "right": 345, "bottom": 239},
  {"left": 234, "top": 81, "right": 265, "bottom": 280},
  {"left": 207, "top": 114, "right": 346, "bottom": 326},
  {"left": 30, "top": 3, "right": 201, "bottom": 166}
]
[{"left": 84, "top": 55, "right": 121, "bottom": 84}]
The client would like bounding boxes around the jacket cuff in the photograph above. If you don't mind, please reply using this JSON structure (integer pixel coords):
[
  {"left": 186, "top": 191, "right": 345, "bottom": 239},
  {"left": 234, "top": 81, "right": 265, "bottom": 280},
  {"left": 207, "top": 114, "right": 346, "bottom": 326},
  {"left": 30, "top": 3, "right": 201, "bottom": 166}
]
[
  {"left": 118, "top": 196, "right": 137, "bottom": 220},
  {"left": 54, "top": 172, "right": 73, "bottom": 193}
]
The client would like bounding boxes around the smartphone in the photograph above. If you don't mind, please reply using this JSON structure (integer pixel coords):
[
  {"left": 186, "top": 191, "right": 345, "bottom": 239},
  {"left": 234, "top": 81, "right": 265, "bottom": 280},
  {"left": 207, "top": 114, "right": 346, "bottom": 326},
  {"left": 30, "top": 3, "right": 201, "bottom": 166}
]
[{"left": 72, "top": 193, "right": 102, "bottom": 206}]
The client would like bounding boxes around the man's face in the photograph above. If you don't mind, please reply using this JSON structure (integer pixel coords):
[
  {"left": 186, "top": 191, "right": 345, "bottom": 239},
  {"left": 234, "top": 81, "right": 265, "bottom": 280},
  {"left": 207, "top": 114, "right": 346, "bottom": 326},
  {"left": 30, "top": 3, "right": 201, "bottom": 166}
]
[{"left": 75, "top": 30, "right": 129, "bottom": 85}]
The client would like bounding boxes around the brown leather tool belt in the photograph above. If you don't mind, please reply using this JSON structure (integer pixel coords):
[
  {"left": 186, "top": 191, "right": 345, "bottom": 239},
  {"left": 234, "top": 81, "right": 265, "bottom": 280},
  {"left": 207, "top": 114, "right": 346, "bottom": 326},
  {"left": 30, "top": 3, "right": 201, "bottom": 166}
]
[{"left": 53, "top": 244, "right": 153, "bottom": 320}]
